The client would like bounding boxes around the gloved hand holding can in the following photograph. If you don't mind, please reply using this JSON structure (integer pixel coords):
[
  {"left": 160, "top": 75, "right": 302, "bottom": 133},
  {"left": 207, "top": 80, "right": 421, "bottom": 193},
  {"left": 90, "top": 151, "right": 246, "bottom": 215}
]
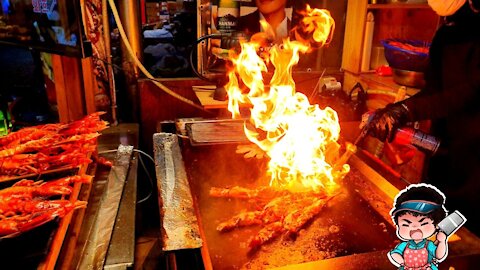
[
  {"left": 363, "top": 102, "right": 411, "bottom": 142},
  {"left": 360, "top": 103, "right": 441, "bottom": 154}
]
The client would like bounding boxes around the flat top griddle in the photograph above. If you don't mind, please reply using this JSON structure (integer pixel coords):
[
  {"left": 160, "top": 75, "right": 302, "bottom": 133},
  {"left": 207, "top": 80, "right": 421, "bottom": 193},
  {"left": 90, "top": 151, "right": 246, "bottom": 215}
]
[{"left": 181, "top": 143, "right": 398, "bottom": 270}]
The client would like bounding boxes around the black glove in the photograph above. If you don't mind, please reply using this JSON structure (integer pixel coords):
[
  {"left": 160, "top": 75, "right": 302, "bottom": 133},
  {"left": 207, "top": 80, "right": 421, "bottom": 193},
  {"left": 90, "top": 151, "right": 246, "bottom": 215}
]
[{"left": 366, "top": 103, "right": 410, "bottom": 142}]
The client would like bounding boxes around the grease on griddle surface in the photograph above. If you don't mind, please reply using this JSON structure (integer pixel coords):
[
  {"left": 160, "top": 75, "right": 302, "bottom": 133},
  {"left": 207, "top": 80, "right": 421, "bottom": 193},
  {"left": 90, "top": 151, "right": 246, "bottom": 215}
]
[{"left": 183, "top": 145, "right": 397, "bottom": 270}]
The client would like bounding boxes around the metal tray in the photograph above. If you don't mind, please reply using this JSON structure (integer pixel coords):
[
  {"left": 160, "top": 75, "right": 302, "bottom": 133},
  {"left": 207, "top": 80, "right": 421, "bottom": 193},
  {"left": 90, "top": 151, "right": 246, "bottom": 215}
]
[
  {"left": 0, "top": 166, "right": 80, "bottom": 186},
  {"left": 185, "top": 119, "right": 250, "bottom": 146},
  {"left": 0, "top": 163, "right": 91, "bottom": 268},
  {"left": 0, "top": 218, "right": 58, "bottom": 268}
]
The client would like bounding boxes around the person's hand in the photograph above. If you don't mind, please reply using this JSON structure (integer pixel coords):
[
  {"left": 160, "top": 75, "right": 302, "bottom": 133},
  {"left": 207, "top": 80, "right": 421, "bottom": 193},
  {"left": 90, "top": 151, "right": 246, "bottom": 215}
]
[
  {"left": 365, "top": 103, "right": 410, "bottom": 142},
  {"left": 250, "top": 32, "right": 274, "bottom": 48},
  {"left": 436, "top": 230, "right": 447, "bottom": 243},
  {"left": 210, "top": 38, "right": 230, "bottom": 59},
  {"left": 211, "top": 32, "right": 252, "bottom": 59}
]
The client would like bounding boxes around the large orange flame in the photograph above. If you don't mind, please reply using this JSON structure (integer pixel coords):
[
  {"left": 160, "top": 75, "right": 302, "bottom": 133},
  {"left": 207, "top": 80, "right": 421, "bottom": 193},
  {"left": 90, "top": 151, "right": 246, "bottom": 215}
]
[
  {"left": 226, "top": 7, "right": 348, "bottom": 193},
  {"left": 297, "top": 5, "right": 335, "bottom": 46}
]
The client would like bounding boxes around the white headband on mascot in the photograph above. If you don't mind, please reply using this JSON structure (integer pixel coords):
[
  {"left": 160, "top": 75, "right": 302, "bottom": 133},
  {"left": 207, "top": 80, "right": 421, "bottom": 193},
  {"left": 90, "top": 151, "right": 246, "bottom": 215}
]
[{"left": 428, "top": 0, "right": 466, "bottom": 16}]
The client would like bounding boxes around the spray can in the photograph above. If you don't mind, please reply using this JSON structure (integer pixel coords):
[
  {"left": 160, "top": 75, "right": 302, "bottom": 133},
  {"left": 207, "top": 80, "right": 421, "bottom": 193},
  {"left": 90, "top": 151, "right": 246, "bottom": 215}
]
[
  {"left": 215, "top": 0, "right": 240, "bottom": 33},
  {"left": 392, "top": 127, "right": 441, "bottom": 154},
  {"left": 361, "top": 112, "right": 441, "bottom": 154}
]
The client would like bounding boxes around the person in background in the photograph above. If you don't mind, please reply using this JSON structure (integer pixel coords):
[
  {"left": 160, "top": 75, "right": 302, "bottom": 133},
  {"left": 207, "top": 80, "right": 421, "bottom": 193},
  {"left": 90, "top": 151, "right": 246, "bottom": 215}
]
[
  {"left": 364, "top": 0, "right": 480, "bottom": 235},
  {"left": 238, "top": 0, "right": 292, "bottom": 42}
]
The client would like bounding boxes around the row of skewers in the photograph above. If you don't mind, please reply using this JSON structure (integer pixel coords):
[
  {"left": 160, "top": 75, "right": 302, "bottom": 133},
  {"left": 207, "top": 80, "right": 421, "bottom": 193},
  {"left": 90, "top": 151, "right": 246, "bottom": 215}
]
[
  {"left": 0, "top": 112, "right": 108, "bottom": 180},
  {"left": 0, "top": 112, "right": 109, "bottom": 236},
  {"left": 210, "top": 186, "right": 335, "bottom": 250},
  {"left": 0, "top": 175, "right": 91, "bottom": 236}
]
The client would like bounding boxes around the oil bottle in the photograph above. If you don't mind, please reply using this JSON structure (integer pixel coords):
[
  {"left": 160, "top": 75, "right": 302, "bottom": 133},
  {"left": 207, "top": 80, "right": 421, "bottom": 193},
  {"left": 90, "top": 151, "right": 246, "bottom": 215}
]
[{"left": 215, "top": 0, "right": 240, "bottom": 34}]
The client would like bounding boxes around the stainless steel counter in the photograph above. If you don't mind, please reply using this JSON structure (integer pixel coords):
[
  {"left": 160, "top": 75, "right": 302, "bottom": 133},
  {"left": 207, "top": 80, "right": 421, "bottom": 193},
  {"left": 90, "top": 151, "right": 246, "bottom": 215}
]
[{"left": 62, "top": 123, "right": 139, "bottom": 270}]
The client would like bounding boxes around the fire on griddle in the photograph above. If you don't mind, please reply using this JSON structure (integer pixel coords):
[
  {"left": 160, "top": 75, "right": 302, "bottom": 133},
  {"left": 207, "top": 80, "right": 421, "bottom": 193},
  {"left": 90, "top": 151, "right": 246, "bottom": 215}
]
[{"left": 210, "top": 6, "right": 354, "bottom": 251}]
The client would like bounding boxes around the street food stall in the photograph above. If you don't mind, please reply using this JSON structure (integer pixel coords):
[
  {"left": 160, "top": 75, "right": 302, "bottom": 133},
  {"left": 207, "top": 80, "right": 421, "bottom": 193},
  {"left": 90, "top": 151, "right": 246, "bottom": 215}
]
[{"left": 144, "top": 1, "right": 480, "bottom": 270}]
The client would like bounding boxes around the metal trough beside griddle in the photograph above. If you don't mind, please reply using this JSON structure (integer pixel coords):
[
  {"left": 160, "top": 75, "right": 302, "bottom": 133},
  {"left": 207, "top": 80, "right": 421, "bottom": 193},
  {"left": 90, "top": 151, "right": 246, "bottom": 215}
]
[
  {"left": 154, "top": 132, "right": 403, "bottom": 269},
  {"left": 154, "top": 133, "right": 203, "bottom": 251}
]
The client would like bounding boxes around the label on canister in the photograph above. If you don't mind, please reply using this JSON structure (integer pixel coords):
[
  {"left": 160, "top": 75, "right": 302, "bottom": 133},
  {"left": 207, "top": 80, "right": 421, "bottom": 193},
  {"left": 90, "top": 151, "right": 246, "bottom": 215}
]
[
  {"left": 411, "top": 130, "right": 441, "bottom": 154},
  {"left": 216, "top": 0, "right": 240, "bottom": 33}
]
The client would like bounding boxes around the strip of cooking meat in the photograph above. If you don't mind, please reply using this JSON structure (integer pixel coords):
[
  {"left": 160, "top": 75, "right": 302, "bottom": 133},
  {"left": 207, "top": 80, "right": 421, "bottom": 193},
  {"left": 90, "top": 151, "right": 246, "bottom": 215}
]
[
  {"left": 216, "top": 211, "right": 263, "bottom": 232},
  {"left": 209, "top": 186, "right": 326, "bottom": 200},
  {"left": 209, "top": 186, "right": 288, "bottom": 200},
  {"left": 212, "top": 185, "right": 337, "bottom": 250},
  {"left": 283, "top": 197, "right": 329, "bottom": 234},
  {"left": 215, "top": 194, "right": 292, "bottom": 232},
  {"left": 248, "top": 221, "right": 284, "bottom": 248}
]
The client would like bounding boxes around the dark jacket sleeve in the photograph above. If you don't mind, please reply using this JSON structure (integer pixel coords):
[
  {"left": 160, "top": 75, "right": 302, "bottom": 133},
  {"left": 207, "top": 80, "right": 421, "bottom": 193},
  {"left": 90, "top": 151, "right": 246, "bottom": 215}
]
[
  {"left": 405, "top": 78, "right": 480, "bottom": 121},
  {"left": 403, "top": 23, "right": 480, "bottom": 121}
]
